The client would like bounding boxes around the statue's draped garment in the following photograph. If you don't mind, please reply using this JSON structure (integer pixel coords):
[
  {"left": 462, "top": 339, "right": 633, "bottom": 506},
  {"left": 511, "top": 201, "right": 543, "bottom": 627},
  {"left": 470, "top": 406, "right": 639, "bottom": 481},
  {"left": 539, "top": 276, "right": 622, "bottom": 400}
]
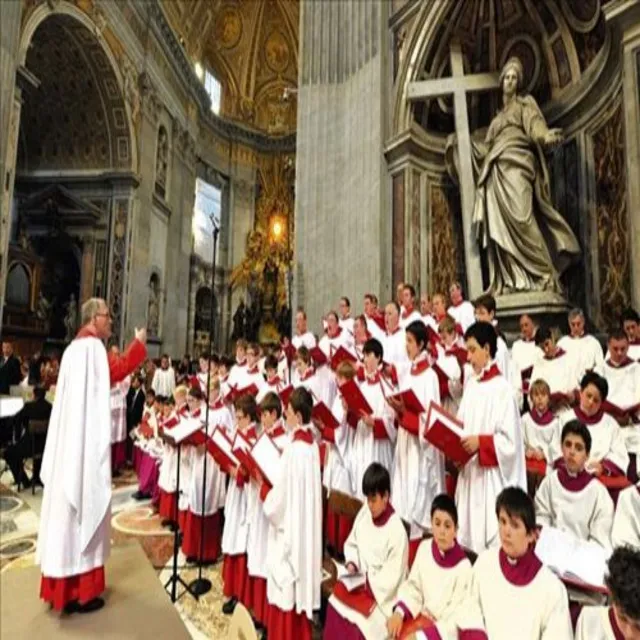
[{"left": 446, "top": 95, "right": 580, "bottom": 294}]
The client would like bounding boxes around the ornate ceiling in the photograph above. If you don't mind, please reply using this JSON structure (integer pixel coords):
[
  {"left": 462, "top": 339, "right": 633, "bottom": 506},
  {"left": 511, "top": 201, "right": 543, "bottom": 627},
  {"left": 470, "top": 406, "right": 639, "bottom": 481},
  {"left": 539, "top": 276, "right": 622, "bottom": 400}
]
[{"left": 161, "top": 0, "right": 299, "bottom": 136}]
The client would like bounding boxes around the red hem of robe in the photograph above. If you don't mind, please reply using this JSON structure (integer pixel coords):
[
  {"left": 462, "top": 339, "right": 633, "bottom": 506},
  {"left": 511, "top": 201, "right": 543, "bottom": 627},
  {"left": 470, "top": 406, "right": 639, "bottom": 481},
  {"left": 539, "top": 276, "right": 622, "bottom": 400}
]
[
  {"left": 40, "top": 566, "right": 105, "bottom": 611},
  {"left": 243, "top": 575, "right": 268, "bottom": 624},
  {"left": 111, "top": 441, "right": 127, "bottom": 472},
  {"left": 157, "top": 489, "right": 178, "bottom": 521},
  {"left": 266, "top": 603, "right": 313, "bottom": 640},
  {"left": 222, "top": 553, "right": 248, "bottom": 601},
  {"left": 458, "top": 631, "right": 489, "bottom": 640},
  {"left": 478, "top": 435, "right": 499, "bottom": 467},
  {"left": 181, "top": 511, "right": 221, "bottom": 561}
]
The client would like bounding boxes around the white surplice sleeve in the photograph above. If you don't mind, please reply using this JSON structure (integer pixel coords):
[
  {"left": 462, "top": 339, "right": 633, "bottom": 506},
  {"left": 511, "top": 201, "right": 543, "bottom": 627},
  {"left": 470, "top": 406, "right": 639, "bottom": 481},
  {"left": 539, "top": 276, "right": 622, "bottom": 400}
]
[
  {"left": 533, "top": 475, "right": 554, "bottom": 529},
  {"left": 539, "top": 577, "right": 573, "bottom": 640},
  {"left": 588, "top": 484, "right": 614, "bottom": 552}
]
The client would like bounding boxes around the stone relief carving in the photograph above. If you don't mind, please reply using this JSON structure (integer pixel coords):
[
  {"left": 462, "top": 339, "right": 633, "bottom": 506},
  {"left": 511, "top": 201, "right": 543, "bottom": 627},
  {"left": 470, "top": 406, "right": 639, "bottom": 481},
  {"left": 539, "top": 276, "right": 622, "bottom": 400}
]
[
  {"left": 147, "top": 275, "right": 160, "bottom": 337},
  {"left": 120, "top": 55, "right": 140, "bottom": 125},
  {"left": 139, "top": 72, "right": 162, "bottom": 125},
  {"left": 155, "top": 126, "right": 169, "bottom": 198}
]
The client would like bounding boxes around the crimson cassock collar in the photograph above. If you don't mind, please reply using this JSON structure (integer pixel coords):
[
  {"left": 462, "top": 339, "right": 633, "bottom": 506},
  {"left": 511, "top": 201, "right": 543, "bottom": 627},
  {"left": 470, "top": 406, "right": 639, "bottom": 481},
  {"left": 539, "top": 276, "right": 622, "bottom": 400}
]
[
  {"left": 500, "top": 547, "right": 542, "bottom": 586},
  {"left": 574, "top": 405, "right": 604, "bottom": 425}
]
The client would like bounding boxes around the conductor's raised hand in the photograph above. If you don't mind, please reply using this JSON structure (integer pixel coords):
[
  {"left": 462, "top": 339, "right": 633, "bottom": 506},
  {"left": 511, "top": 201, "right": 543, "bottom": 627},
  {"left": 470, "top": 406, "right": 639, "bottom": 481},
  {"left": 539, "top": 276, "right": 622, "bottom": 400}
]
[{"left": 135, "top": 327, "right": 148, "bottom": 344}]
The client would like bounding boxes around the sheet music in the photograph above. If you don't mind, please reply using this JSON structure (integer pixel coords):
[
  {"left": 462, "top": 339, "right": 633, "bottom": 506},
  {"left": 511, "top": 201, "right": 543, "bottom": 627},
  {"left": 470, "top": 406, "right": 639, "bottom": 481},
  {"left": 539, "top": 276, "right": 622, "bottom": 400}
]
[
  {"left": 168, "top": 417, "right": 203, "bottom": 443},
  {"left": 535, "top": 526, "right": 610, "bottom": 588},
  {"left": 427, "top": 402, "right": 464, "bottom": 436},
  {"left": 252, "top": 433, "right": 282, "bottom": 486},
  {"left": 233, "top": 431, "right": 252, "bottom": 452},
  {"left": 339, "top": 571, "right": 367, "bottom": 592},
  {"left": 212, "top": 427, "right": 239, "bottom": 465}
]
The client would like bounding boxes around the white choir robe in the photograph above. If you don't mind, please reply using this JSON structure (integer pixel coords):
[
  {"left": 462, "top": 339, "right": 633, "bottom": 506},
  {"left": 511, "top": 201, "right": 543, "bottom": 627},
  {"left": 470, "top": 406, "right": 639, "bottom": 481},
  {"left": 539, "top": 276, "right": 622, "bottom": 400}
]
[
  {"left": 394, "top": 539, "right": 473, "bottom": 640},
  {"left": 339, "top": 316, "right": 355, "bottom": 336},
  {"left": 319, "top": 326, "right": 355, "bottom": 357},
  {"left": 256, "top": 375, "right": 285, "bottom": 404},
  {"left": 110, "top": 377, "right": 130, "bottom": 445},
  {"left": 263, "top": 426, "right": 322, "bottom": 622},
  {"left": 349, "top": 373, "right": 397, "bottom": 499},
  {"left": 158, "top": 412, "right": 180, "bottom": 494},
  {"left": 510, "top": 338, "right": 542, "bottom": 392},
  {"left": 227, "top": 360, "right": 247, "bottom": 389},
  {"left": 221, "top": 425, "right": 258, "bottom": 557},
  {"left": 322, "top": 394, "right": 353, "bottom": 495},
  {"left": 277, "top": 354, "right": 289, "bottom": 386},
  {"left": 629, "top": 339, "right": 640, "bottom": 361},
  {"left": 447, "top": 300, "right": 475, "bottom": 333},
  {"left": 529, "top": 349, "right": 582, "bottom": 413},
  {"left": 611, "top": 483, "right": 640, "bottom": 549},
  {"left": 422, "top": 314, "right": 439, "bottom": 334},
  {"left": 232, "top": 364, "right": 266, "bottom": 396},
  {"left": 557, "top": 333, "right": 605, "bottom": 377},
  {"left": 187, "top": 403, "right": 234, "bottom": 518},
  {"left": 246, "top": 423, "right": 289, "bottom": 581},
  {"left": 521, "top": 410, "right": 559, "bottom": 463},
  {"left": 195, "top": 371, "right": 209, "bottom": 395},
  {"left": 291, "top": 331, "right": 317, "bottom": 385},
  {"left": 37, "top": 337, "right": 113, "bottom": 581},
  {"left": 575, "top": 606, "right": 628, "bottom": 640},
  {"left": 328, "top": 504, "right": 408, "bottom": 639},
  {"left": 392, "top": 356, "right": 444, "bottom": 540},
  {"left": 534, "top": 468, "right": 614, "bottom": 552},
  {"left": 296, "top": 368, "right": 336, "bottom": 421},
  {"left": 400, "top": 308, "right": 422, "bottom": 330},
  {"left": 455, "top": 364, "right": 526, "bottom": 552},
  {"left": 176, "top": 408, "right": 196, "bottom": 514},
  {"left": 603, "top": 358, "right": 640, "bottom": 453},
  {"left": 496, "top": 335, "right": 522, "bottom": 408},
  {"left": 383, "top": 326, "right": 409, "bottom": 368},
  {"left": 364, "top": 314, "right": 385, "bottom": 342},
  {"left": 460, "top": 547, "right": 573, "bottom": 640},
  {"left": 557, "top": 409, "right": 629, "bottom": 476},
  {"left": 152, "top": 366, "right": 176, "bottom": 397},
  {"left": 433, "top": 348, "right": 463, "bottom": 416}
]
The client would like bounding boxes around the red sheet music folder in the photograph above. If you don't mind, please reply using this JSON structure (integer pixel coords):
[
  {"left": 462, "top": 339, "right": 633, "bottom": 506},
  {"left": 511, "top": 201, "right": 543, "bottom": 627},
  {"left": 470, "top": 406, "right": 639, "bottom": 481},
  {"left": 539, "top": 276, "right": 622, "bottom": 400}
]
[
  {"left": 339, "top": 379, "right": 373, "bottom": 416},
  {"left": 312, "top": 401, "right": 339, "bottom": 430},
  {"left": 424, "top": 401, "right": 473, "bottom": 465},
  {"left": 389, "top": 388, "right": 425, "bottom": 415}
]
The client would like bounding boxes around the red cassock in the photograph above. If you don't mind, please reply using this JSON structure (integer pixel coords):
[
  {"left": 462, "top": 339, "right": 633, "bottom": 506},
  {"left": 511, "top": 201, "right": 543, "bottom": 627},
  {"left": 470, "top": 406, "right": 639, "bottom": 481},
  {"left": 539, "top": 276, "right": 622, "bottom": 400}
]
[{"left": 40, "top": 329, "right": 146, "bottom": 611}]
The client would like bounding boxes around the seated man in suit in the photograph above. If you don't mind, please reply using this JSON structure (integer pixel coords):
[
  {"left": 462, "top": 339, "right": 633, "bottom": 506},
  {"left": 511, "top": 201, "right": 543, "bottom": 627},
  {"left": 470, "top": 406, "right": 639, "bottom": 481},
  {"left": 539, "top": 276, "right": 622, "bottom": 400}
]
[
  {"left": 3, "top": 385, "right": 52, "bottom": 488},
  {"left": 126, "top": 374, "right": 146, "bottom": 461}
]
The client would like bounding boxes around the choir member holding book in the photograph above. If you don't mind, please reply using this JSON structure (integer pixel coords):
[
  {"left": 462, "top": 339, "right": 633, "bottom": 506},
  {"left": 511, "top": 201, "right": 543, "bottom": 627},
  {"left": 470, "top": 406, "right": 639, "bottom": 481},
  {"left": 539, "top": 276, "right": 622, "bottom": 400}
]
[
  {"left": 221, "top": 394, "right": 259, "bottom": 615},
  {"left": 557, "top": 307, "right": 605, "bottom": 377},
  {"left": 522, "top": 379, "right": 560, "bottom": 472},
  {"left": 383, "top": 302, "right": 409, "bottom": 368},
  {"left": 432, "top": 316, "right": 465, "bottom": 415},
  {"left": 447, "top": 281, "right": 476, "bottom": 334},
  {"left": 348, "top": 339, "right": 396, "bottom": 499},
  {"left": 324, "top": 463, "right": 408, "bottom": 639},
  {"left": 575, "top": 546, "right": 640, "bottom": 639},
  {"left": 182, "top": 383, "right": 232, "bottom": 564},
  {"left": 459, "top": 488, "right": 573, "bottom": 640},
  {"left": 388, "top": 321, "right": 444, "bottom": 565},
  {"left": 510, "top": 313, "right": 541, "bottom": 398},
  {"left": 556, "top": 372, "right": 629, "bottom": 482},
  {"left": 535, "top": 421, "right": 613, "bottom": 552},
  {"left": 260, "top": 387, "right": 322, "bottom": 640},
  {"left": 387, "top": 494, "right": 473, "bottom": 640},
  {"left": 529, "top": 325, "right": 582, "bottom": 416},
  {"left": 455, "top": 322, "right": 526, "bottom": 553}
]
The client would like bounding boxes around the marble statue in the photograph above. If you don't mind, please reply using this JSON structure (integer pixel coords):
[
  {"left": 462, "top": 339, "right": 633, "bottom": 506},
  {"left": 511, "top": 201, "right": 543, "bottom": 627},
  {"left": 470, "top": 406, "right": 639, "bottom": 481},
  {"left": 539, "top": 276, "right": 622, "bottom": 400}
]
[
  {"left": 64, "top": 294, "right": 77, "bottom": 341},
  {"left": 36, "top": 292, "right": 51, "bottom": 321},
  {"left": 155, "top": 127, "right": 168, "bottom": 195},
  {"left": 446, "top": 57, "right": 580, "bottom": 296},
  {"left": 231, "top": 301, "right": 246, "bottom": 341}
]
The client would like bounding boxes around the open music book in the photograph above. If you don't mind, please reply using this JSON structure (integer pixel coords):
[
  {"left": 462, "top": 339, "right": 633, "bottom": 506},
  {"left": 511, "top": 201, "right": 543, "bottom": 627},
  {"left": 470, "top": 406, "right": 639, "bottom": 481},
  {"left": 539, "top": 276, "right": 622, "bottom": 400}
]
[
  {"left": 209, "top": 427, "right": 239, "bottom": 468},
  {"left": 166, "top": 417, "right": 204, "bottom": 444},
  {"left": 535, "top": 526, "right": 610, "bottom": 590},
  {"left": 312, "top": 401, "right": 339, "bottom": 429},
  {"left": 388, "top": 388, "right": 425, "bottom": 415},
  {"left": 424, "top": 402, "right": 472, "bottom": 465},
  {"left": 336, "top": 563, "right": 367, "bottom": 592},
  {"left": 339, "top": 379, "right": 373, "bottom": 416},
  {"left": 251, "top": 432, "right": 282, "bottom": 487}
]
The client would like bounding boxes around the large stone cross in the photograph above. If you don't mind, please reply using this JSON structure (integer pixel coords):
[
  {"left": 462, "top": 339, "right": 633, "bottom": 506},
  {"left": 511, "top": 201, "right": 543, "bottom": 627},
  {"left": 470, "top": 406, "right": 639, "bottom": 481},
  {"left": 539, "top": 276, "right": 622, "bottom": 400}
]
[{"left": 407, "top": 40, "right": 500, "bottom": 300}]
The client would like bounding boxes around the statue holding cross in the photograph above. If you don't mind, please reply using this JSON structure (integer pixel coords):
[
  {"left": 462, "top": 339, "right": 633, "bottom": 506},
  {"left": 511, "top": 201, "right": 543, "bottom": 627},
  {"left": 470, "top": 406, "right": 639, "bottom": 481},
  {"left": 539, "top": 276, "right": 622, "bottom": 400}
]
[{"left": 408, "top": 45, "right": 580, "bottom": 300}]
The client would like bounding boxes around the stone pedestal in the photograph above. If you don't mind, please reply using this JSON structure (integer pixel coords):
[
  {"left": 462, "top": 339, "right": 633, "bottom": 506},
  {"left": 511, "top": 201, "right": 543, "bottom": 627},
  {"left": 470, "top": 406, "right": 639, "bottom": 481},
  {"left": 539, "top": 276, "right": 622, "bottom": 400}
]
[{"left": 496, "top": 291, "right": 571, "bottom": 333}]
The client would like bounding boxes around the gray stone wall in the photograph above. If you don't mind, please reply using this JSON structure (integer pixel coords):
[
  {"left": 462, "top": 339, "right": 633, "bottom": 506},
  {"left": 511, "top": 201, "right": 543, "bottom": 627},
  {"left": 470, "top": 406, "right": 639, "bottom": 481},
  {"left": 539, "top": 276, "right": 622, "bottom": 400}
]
[{"left": 294, "top": 0, "right": 391, "bottom": 332}]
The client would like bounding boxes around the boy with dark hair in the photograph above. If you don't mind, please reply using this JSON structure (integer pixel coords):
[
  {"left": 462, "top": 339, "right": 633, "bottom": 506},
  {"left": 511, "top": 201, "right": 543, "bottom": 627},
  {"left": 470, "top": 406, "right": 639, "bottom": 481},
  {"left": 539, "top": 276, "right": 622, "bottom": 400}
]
[
  {"left": 350, "top": 338, "right": 396, "bottom": 499},
  {"left": 460, "top": 487, "right": 572, "bottom": 639},
  {"left": 530, "top": 325, "right": 582, "bottom": 415},
  {"left": 535, "top": 420, "right": 613, "bottom": 551},
  {"left": 260, "top": 386, "right": 322, "bottom": 640},
  {"left": 556, "top": 372, "right": 629, "bottom": 479},
  {"left": 455, "top": 323, "right": 526, "bottom": 553},
  {"left": 557, "top": 307, "right": 605, "bottom": 378},
  {"left": 387, "top": 494, "right": 472, "bottom": 640},
  {"left": 575, "top": 546, "right": 640, "bottom": 638},
  {"left": 256, "top": 354, "right": 285, "bottom": 403},
  {"left": 324, "top": 463, "right": 408, "bottom": 639},
  {"left": 400, "top": 284, "right": 421, "bottom": 328},
  {"left": 472, "top": 294, "right": 519, "bottom": 404},
  {"left": 620, "top": 307, "right": 640, "bottom": 360}
]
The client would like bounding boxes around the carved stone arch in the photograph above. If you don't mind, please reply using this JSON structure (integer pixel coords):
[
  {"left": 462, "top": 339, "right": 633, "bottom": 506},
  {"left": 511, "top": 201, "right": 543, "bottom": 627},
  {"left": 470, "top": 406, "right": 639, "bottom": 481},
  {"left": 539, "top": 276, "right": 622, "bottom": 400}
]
[{"left": 17, "top": 1, "right": 137, "bottom": 171}]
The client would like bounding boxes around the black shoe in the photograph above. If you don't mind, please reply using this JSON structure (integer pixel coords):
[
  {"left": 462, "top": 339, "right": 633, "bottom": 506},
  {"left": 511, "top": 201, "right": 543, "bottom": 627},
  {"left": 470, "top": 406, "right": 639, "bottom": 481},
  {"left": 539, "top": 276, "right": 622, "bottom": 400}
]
[
  {"left": 76, "top": 598, "right": 105, "bottom": 614},
  {"left": 186, "top": 556, "right": 197, "bottom": 564},
  {"left": 33, "top": 477, "right": 44, "bottom": 488},
  {"left": 18, "top": 477, "right": 31, "bottom": 490},
  {"left": 222, "top": 597, "right": 238, "bottom": 615},
  {"left": 112, "top": 469, "right": 122, "bottom": 478},
  {"left": 132, "top": 490, "right": 150, "bottom": 500}
]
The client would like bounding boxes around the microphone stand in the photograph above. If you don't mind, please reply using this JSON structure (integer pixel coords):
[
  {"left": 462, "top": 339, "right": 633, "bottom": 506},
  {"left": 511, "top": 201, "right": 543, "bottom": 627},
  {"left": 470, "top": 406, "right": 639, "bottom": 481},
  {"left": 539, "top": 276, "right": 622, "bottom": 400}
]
[{"left": 189, "top": 219, "right": 219, "bottom": 596}]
